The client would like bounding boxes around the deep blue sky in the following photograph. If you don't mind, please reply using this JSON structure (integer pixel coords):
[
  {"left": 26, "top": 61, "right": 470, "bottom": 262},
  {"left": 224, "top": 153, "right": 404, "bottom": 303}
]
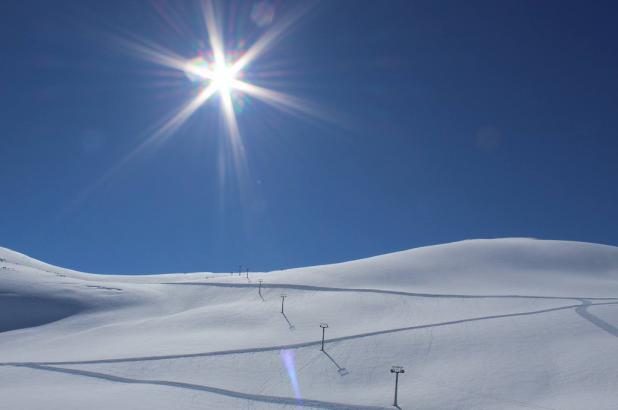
[{"left": 1, "top": 0, "right": 617, "bottom": 274}]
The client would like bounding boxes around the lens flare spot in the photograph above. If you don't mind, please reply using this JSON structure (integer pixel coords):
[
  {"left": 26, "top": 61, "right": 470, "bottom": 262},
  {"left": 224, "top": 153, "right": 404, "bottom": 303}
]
[
  {"left": 280, "top": 349, "right": 302, "bottom": 402},
  {"left": 251, "top": 1, "right": 276, "bottom": 27}
]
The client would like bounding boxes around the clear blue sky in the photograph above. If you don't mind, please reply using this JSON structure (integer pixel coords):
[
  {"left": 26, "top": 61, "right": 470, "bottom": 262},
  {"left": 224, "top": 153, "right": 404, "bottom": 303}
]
[{"left": 1, "top": 0, "right": 617, "bottom": 274}]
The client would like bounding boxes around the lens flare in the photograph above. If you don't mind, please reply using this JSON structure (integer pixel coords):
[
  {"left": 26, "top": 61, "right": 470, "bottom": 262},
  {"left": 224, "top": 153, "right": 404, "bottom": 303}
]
[
  {"left": 116, "top": 0, "right": 325, "bottom": 150},
  {"left": 69, "top": 0, "right": 332, "bottom": 212},
  {"left": 280, "top": 349, "right": 302, "bottom": 402}
]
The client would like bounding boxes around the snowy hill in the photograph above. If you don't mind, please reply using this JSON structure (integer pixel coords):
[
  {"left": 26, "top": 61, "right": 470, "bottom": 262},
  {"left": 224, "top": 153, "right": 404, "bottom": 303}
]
[{"left": 1, "top": 238, "right": 617, "bottom": 409}]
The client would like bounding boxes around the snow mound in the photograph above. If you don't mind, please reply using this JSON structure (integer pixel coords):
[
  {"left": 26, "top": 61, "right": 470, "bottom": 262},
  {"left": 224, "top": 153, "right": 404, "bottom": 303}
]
[{"left": 1, "top": 239, "right": 617, "bottom": 410}]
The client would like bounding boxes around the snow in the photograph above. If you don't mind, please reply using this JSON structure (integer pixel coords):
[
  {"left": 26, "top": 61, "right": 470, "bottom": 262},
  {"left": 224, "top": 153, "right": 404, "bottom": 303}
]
[{"left": 1, "top": 238, "right": 617, "bottom": 409}]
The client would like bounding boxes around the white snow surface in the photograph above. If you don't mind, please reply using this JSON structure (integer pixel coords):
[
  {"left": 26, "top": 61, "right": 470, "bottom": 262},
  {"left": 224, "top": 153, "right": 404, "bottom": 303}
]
[{"left": 1, "top": 238, "right": 617, "bottom": 410}]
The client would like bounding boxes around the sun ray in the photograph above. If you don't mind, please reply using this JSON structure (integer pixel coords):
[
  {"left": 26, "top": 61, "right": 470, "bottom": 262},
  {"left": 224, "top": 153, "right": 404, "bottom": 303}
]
[
  {"left": 91, "top": 0, "right": 327, "bottom": 196},
  {"left": 150, "top": 82, "right": 219, "bottom": 145},
  {"left": 63, "top": 1, "right": 333, "bottom": 218},
  {"left": 202, "top": 0, "right": 227, "bottom": 68},
  {"left": 231, "top": 79, "right": 326, "bottom": 121},
  {"left": 184, "top": 62, "right": 215, "bottom": 80},
  {"left": 64, "top": 82, "right": 219, "bottom": 215},
  {"left": 231, "top": 2, "right": 314, "bottom": 74},
  {"left": 117, "top": 0, "right": 322, "bottom": 145},
  {"left": 220, "top": 88, "right": 249, "bottom": 192},
  {"left": 220, "top": 91, "right": 240, "bottom": 143},
  {"left": 111, "top": 32, "right": 191, "bottom": 74}
]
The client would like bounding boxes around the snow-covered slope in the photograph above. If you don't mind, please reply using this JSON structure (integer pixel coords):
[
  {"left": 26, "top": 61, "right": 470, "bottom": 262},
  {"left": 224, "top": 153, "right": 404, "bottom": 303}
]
[{"left": 1, "top": 238, "right": 617, "bottom": 409}]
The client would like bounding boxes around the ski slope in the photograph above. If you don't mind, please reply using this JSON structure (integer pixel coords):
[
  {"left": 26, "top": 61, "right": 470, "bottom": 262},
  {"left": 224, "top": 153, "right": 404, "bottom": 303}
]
[{"left": 1, "top": 238, "right": 617, "bottom": 409}]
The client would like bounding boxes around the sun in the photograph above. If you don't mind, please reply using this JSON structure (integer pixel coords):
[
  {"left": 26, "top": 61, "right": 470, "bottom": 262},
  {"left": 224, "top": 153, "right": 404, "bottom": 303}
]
[
  {"left": 184, "top": 56, "right": 238, "bottom": 95},
  {"left": 183, "top": 57, "right": 239, "bottom": 95},
  {"left": 212, "top": 62, "right": 236, "bottom": 94},
  {"left": 72, "top": 0, "right": 323, "bottom": 209},
  {"left": 119, "top": 0, "right": 322, "bottom": 163}
]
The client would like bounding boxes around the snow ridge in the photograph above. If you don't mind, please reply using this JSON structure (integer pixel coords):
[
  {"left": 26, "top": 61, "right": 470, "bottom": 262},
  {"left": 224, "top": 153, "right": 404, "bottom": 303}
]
[{"left": 1, "top": 238, "right": 617, "bottom": 410}]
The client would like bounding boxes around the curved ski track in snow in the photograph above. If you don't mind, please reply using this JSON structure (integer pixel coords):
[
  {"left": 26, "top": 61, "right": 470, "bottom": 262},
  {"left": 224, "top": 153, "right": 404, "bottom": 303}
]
[
  {"left": 2, "top": 300, "right": 615, "bottom": 367},
  {"left": 15, "top": 364, "right": 389, "bottom": 410},
  {"left": 2, "top": 280, "right": 617, "bottom": 409}
]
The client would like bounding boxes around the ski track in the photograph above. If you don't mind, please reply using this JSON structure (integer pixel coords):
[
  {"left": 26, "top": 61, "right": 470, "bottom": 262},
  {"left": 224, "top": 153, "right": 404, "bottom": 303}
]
[
  {"left": 2, "top": 279, "right": 617, "bottom": 409},
  {"left": 575, "top": 299, "right": 618, "bottom": 337},
  {"left": 162, "top": 281, "right": 618, "bottom": 302},
  {"left": 2, "top": 300, "right": 616, "bottom": 367},
  {"left": 14, "top": 364, "right": 389, "bottom": 410}
]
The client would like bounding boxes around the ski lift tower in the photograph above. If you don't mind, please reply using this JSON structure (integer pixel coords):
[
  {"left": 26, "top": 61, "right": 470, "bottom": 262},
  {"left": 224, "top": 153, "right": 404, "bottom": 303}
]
[
  {"left": 280, "top": 294, "right": 287, "bottom": 314},
  {"left": 319, "top": 322, "right": 329, "bottom": 351},
  {"left": 390, "top": 365, "right": 405, "bottom": 407}
]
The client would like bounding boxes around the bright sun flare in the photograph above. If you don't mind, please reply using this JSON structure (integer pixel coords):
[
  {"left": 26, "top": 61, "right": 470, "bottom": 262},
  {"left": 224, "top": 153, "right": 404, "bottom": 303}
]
[
  {"left": 74, "top": 1, "right": 325, "bottom": 209},
  {"left": 183, "top": 57, "right": 239, "bottom": 95},
  {"left": 120, "top": 0, "right": 321, "bottom": 170},
  {"left": 184, "top": 57, "right": 239, "bottom": 95},
  {"left": 212, "top": 63, "right": 236, "bottom": 93}
]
